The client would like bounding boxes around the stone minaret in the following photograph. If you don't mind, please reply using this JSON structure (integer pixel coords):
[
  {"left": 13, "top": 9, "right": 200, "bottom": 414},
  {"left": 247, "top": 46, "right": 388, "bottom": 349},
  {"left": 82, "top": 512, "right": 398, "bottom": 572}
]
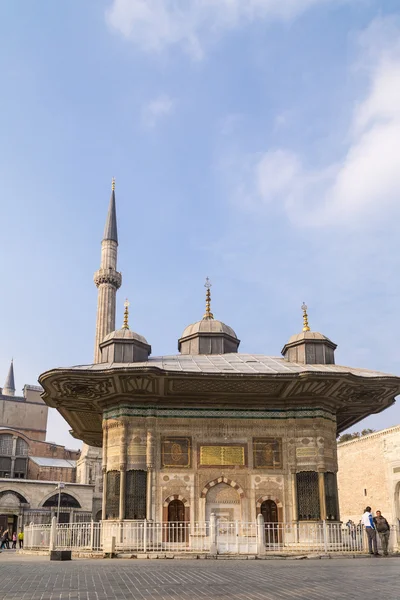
[
  {"left": 93, "top": 179, "right": 122, "bottom": 363},
  {"left": 3, "top": 359, "right": 16, "bottom": 396}
]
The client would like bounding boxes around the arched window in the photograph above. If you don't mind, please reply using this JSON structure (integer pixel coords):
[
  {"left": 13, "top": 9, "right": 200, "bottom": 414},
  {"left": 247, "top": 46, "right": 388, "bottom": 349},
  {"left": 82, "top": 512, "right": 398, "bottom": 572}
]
[
  {"left": 0, "top": 435, "right": 13, "bottom": 455},
  {"left": 16, "top": 438, "right": 28, "bottom": 456},
  {"left": 43, "top": 493, "right": 81, "bottom": 508}
]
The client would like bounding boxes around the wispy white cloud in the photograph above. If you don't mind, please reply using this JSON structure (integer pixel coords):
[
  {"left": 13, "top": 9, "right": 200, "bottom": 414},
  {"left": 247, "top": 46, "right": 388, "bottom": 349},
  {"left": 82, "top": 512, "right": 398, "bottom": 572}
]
[
  {"left": 234, "top": 17, "right": 400, "bottom": 228},
  {"left": 141, "top": 94, "right": 175, "bottom": 128},
  {"left": 106, "top": 0, "right": 335, "bottom": 59}
]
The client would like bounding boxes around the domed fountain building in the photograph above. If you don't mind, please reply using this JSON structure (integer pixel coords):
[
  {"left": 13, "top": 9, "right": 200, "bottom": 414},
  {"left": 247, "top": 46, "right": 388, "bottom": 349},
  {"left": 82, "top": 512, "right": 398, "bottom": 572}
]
[{"left": 39, "top": 182, "right": 400, "bottom": 530}]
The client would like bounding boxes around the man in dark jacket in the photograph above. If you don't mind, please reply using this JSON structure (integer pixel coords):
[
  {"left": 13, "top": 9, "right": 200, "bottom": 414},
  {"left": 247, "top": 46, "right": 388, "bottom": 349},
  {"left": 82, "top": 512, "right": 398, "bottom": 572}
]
[{"left": 374, "top": 511, "right": 390, "bottom": 556}]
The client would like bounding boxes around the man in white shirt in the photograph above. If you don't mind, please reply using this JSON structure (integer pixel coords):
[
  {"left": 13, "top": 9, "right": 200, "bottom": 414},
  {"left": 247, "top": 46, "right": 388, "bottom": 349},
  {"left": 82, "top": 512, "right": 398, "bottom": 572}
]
[{"left": 361, "top": 506, "right": 379, "bottom": 555}]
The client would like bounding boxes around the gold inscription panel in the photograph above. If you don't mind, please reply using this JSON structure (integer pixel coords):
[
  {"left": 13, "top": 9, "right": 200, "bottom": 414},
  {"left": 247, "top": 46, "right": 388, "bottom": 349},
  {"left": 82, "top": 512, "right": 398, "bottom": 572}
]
[{"left": 200, "top": 445, "right": 245, "bottom": 466}]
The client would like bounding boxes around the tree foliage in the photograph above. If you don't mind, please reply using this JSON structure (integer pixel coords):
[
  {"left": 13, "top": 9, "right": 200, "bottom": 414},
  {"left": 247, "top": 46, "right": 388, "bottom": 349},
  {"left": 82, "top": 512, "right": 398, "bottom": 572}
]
[{"left": 338, "top": 428, "right": 375, "bottom": 443}]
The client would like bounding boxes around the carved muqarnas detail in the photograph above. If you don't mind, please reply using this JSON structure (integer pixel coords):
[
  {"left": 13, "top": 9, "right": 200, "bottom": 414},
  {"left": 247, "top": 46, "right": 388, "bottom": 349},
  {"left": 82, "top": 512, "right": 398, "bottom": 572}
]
[
  {"left": 171, "top": 379, "right": 283, "bottom": 395},
  {"left": 285, "top": 381, "right": 333, "bottom": 397},
  {"left": 53, "top": 377, "right": 114, "bottom": 399},
  {"left": 120, "top": 376, "right": 157, "bottom": 395}
]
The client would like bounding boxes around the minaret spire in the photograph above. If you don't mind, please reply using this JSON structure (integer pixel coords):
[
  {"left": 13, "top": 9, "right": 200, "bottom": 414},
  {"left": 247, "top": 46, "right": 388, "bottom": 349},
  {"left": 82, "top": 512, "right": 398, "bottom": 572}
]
[
  {"left": 93, "top": 179, "right": 122, "bottom": 363},
  {"left": 103, "top": 177, "right": 118, "bottom": 243},
  {"left": 3, "top": 359, "right": 15, "bottom": 396}
]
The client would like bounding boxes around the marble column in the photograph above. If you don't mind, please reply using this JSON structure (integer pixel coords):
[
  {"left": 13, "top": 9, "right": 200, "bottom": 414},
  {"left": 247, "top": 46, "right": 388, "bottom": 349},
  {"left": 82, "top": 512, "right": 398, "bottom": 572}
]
[
  {"left": 318, "top": 472, "right": 327, "bottom": 521},
  {"left": 119, "top": 421, "right": 127, "bottom": 520},
  {"left": 146, "top": 428, "right": 155, "bottom": 520},
  {"left": 101, "top": 424, "right": 108, "bottom": 520}
]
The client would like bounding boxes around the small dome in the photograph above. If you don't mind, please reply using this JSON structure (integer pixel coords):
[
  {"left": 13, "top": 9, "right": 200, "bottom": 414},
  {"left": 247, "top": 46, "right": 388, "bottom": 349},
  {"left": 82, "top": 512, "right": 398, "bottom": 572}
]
[
  {"left": 102, "top": 328, "right": 149, "bottom": 346},
  {"left": 180, "top": 319, "right": 238, "bottom": 340},
  {"left": 286, "top": 331, "right": 334, "bottom": 345}
]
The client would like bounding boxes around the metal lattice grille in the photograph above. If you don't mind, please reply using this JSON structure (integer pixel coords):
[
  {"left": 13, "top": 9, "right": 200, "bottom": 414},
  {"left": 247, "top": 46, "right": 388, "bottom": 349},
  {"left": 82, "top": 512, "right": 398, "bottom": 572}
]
[
  {"left": 296, "top": 471, "right": 320, "bottom": 520},
  {"left": 0, "top": 435, "right": 13, "bottom": 455},
  {"left": 106, "top": 471, "right": 120, "bottom": 519},
  {"left": 324, "top": 472, "right": 339, "bottom": 521},
  {"left": 125, "top": 470, "right": 147, "bottom": 520}
]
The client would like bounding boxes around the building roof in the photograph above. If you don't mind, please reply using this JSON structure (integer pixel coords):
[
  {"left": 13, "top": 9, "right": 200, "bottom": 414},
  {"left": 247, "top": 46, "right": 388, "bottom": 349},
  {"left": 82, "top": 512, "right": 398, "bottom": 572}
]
[
  {"left": 180, "top": 320, "right": 238, "bottom": 340},
  {"left": 29, "top": 457, "right": 76, "bottom": 468},
  {"left": 69, "top": 353, "right": 396, "bottom": 378}
]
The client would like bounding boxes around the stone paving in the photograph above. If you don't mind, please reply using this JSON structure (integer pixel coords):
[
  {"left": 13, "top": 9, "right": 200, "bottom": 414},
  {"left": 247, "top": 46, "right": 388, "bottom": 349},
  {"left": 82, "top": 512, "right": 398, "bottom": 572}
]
[{"left": 0, "top": 553, "right": 398, "bottom": 600}]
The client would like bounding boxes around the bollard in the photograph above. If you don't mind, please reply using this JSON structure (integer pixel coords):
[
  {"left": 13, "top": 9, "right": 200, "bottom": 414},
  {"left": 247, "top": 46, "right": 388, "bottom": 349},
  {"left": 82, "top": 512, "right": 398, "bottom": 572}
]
[{"left": 257, "top": 513, "right": 266, "bottom": 556}]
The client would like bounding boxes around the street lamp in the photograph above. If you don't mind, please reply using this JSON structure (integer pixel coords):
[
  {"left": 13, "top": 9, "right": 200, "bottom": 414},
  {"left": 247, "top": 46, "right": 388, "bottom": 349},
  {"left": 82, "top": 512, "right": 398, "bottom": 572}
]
[{"left": 56, "top": 482, "right": 65, "bottom": 523}]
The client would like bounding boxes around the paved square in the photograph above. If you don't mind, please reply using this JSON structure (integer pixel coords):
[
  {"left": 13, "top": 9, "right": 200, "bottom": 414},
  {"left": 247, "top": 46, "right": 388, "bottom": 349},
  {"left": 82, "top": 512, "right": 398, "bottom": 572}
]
[{"left": 0, "top": 554, "right": 398, "bottom": 600}]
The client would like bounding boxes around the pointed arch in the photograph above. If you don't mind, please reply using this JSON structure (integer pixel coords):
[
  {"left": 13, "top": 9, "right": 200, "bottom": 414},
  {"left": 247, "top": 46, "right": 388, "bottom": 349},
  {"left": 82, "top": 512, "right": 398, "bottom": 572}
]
[{"left": 201, "top": 476, "right": 244, "bottom": 499}]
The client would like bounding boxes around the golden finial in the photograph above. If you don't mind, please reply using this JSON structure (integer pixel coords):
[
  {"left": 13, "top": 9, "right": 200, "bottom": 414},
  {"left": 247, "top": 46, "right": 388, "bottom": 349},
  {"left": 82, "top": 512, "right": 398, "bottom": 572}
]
[
  {"left": 203, "top": 277, "right": 214, "bottom": 320},
  {"left": 301, "top": 302, "right": 310, "bottom": 332},
  {"left": 111, "top": 177, "right": 115, "bottom": 191},
  {"left": 122, "top": 298, "right": 130, "bottom": 329}
]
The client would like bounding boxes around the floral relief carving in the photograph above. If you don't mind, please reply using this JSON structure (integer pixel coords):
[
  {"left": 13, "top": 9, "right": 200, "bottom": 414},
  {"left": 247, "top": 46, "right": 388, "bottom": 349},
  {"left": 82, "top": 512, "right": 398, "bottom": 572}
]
[{"left": 53, "top": 377, "right": 114, "bottom": 399}]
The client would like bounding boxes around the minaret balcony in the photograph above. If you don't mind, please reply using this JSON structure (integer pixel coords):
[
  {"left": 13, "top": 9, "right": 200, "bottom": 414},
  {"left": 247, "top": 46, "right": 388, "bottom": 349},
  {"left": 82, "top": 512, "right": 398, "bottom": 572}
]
[{"left": 93, "top": 268, "right": 122, "bottom": 289}]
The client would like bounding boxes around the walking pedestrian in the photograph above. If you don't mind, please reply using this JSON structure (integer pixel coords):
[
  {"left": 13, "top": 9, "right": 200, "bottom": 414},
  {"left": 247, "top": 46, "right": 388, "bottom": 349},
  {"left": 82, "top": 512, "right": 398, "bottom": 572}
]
[
  {"left": 362, "top": 506, "right": 379, "bottom": 556},
  {"left": 11, "top": 532, "right": 17, "bottom": 549},
  {"left": 374, "top": 510, "right": 390, "bottom": 556}
]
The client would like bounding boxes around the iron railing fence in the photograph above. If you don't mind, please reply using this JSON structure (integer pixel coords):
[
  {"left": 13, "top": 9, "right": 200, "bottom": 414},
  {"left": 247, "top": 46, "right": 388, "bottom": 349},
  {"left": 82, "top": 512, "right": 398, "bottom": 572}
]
[{"left": 23, "top": 520, "right": 399, "bottom": 555}]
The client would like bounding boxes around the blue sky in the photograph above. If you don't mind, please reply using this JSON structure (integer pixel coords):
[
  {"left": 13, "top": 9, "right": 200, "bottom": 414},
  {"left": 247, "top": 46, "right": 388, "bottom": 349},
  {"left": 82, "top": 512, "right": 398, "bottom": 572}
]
[{"left": 2, "top": 0, "right": 400, "bottom": 448}]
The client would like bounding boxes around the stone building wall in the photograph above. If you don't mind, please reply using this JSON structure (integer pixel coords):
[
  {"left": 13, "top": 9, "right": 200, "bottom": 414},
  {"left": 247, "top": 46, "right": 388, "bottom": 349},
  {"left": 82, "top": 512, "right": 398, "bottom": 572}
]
[
  {"left": 0, "top": 395, "right": 48, "bottom": 441},
  {"left": 27, "top": 461, "right": 76, "bottom": 483},
  {"left": 103, "top": 410, "right": 338, "bottom": 522},
  {"left": 337, "top": 425, "right": 400, "bottom": 524}
]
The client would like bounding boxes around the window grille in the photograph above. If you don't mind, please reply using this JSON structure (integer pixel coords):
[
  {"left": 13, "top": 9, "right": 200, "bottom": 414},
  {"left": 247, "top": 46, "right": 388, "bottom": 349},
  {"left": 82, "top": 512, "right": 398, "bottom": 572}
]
[
  {"left": 125, "top": 470, "right": 147, "bottom": 519},
  {"left": 106, "top": 471, "right": 120, "bottom": 519},
  {"left": 324, "top": 472, "right": 339, "bottom": 521},
  {"left": 0, "top": 435, "right": 13, "bottom": 455},
  {"left": 16, "top": 438, "right": 28, "bottom": 456},
  {"left": 296, "top": 471, "right": 320, "bottom": 520}
]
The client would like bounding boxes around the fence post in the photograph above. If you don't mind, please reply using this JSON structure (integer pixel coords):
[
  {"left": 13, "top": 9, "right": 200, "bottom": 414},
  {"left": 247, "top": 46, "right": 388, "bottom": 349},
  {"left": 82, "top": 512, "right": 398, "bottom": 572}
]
[
  {"left": 49, "top": 516, "right": 57, "bottom": 552},
  {"left": 90, "top": 520, "right": 94, "bottom": 550},
  {"left": 235, "top": 521, "right": 240, "bottom": 554},
  {"left": 323, "top": 520, "right": 328, "bottom": 554},
  {"left": 143, "top": 520, "right": 147, "bottom": 553},
  {"left": 257, "top": 513, "right": 265, "bottom": 556},
  {"left": 210, "top": 513, "right": 217, "bottom": 554}
]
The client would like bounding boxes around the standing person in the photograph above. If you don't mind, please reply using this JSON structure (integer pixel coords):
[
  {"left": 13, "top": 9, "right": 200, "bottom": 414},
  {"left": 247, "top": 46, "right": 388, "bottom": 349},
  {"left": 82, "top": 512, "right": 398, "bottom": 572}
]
[
  {"left": 11, "top": 532, "right": 17, "bottom": 549},
  {"left": 18, "top": 529, "right": 23, "bottom": 549},
  {"left": 362, "top": 506, "right": 379, "bottom": 556},
  {"left": 374, "top": 510, "right": 390, "bottom": 556}
]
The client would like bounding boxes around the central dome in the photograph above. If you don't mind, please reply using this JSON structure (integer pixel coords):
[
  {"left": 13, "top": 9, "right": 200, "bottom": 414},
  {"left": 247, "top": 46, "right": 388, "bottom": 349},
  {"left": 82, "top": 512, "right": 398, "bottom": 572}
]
[{"left": 178, "top": 279, "right": 240, "bottom": 355}]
